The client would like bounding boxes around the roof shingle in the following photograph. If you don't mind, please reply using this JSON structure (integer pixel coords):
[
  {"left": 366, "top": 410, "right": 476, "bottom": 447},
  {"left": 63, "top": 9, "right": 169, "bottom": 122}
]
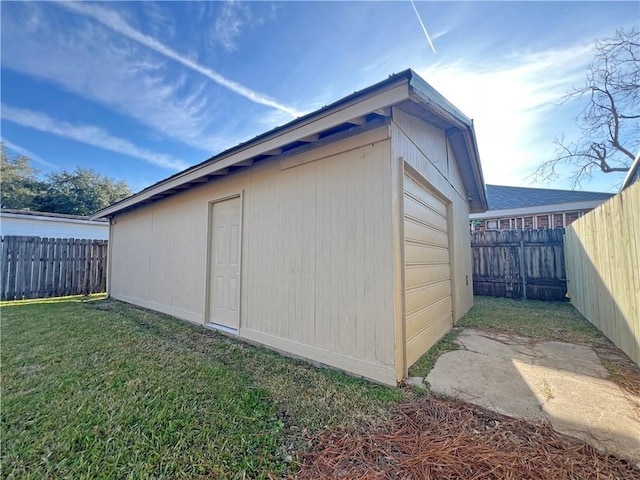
[{"left": 486, "top": 185, "right": 614, "bottom": 210}]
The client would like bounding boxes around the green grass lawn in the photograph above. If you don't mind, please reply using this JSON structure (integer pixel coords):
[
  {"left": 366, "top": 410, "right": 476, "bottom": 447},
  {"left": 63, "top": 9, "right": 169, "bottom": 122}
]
[
  {"left": 457, "top": 296, "right": 604, "bottom": 344},
  {"left": 1, "top": 297, "right": 402, "bottom": 479},
  {"left": 4, "top": 295, "right": 635, "bottom": 478}
]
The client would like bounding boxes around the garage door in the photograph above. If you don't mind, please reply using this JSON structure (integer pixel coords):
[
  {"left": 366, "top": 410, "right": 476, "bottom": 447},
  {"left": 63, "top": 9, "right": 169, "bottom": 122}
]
[{"left": 404, "top": 172, "right": 453, "bottom": 367}]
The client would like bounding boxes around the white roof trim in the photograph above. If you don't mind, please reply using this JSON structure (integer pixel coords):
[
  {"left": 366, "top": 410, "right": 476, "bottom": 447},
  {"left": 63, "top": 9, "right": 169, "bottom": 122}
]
[
  {"left": 469, "top": 198, "right": 609, "bottom": 219},
  {"left": 0, "top": 212, "right": 108, "bottom": 226}
]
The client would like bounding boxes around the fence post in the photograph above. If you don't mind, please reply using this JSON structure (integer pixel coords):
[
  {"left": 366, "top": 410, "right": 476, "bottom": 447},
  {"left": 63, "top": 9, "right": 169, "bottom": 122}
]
[{"left": 520, "top": 235, "right": 527, "bottom": 300}]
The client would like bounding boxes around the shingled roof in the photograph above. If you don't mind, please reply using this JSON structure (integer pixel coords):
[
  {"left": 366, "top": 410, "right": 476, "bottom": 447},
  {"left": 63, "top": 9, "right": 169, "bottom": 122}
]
[{"left": 486, "top": 185, "right": 614, "bottom": 210}]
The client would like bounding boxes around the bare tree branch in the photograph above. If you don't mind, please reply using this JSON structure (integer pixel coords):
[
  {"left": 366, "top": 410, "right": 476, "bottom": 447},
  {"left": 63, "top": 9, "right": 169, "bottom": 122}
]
[{"left": 530, "top": 28, "right": 639, "bottom": 187}]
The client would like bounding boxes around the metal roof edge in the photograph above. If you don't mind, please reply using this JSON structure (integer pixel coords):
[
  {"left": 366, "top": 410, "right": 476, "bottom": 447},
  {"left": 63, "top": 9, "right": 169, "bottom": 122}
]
[
  {"left": 406, "top": 70, "right": 488, "bottom": 211},
  {"left": 407, "top": 70, "right": 473, "bottom": 127},
  {"left": 621, "top": 151, "right": 640, "bottom": 191}
]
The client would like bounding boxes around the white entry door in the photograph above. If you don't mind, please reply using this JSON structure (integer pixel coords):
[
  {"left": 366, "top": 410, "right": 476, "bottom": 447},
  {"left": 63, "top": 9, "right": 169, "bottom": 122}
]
[{"left": 207, "top": 196, "right": 241, "bottom": 330}]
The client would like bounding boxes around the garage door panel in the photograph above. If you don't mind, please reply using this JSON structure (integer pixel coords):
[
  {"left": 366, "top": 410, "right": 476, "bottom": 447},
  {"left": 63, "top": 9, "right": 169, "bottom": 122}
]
[
  {"left": 406, "top": 298, "right": 453, "bottom": 339},
  {"left": 404, "top": 177, "right": 447, "bottom": 216},
  {"left": 404, "top": 243, "right": 449, "bottom": 265},
  {"left": 407, "top": 311, "right": 453, "bottom": 366},
  {"left": 406, "top": 281, "right": 451, "bottom": 315},
  {"left": 404, "top": 219, "right": 448, "bottom": 247},
  {"left": 405, "top": 264, "right": 450, "bottom": 290},
  {"left": 404, "top": 197, "right": 448, "bottom": 232},
  {"left": 403, "top": 171, "right": 453, "bottom": 370}
]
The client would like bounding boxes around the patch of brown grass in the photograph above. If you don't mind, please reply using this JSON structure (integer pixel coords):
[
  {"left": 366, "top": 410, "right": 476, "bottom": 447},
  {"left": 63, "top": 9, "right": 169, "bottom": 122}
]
[{"left": 296, "top": 396, "right": 638, "bottom": 480}]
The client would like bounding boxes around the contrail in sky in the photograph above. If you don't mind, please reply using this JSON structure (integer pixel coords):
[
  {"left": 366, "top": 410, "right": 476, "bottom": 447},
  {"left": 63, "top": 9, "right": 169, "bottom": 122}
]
[
  {"left": 410, "top": 0, "right": 437, "bottom": 54},
  {"left": 1, "top": 138, "right": 58, "bottom": 170},
  {"left": 2, "top": 105, "right": 188, "bottom": 170},
  {"left": 54, "top": 1, "right": 301, "bottom": 118}
]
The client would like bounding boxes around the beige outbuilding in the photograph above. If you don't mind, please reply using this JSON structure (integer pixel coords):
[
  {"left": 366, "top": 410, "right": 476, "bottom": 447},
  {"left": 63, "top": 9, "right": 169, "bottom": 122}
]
[{"left": 94, "top": 70, "right": 487, "bottom": 386}]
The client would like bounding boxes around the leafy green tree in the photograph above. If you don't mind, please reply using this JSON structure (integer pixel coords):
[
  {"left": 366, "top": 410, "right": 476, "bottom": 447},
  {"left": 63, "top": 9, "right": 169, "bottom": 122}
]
[
  {"left": 0, "top": 143, "right": 46, "bottom": 210},
  {"left": 1, "top": 143, "right": 133, "bottom": 215},
  {"left": 39, "top": 167, "right": 132, "bottom": 216}
]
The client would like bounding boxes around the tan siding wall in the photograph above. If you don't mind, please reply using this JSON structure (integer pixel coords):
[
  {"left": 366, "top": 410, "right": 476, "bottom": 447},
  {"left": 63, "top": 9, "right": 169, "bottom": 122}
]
[
  {"left": 391, "top": 107, "right": 474, "bottom": 321},
  {"left": 565, "top": 182, "right": 640, "bottom": 365},
  {"left": 110, "top": 172, "right": 248, "bottom": 323},
  {"left": 110, "top": 127, "right": 397, "bottom": 384}
]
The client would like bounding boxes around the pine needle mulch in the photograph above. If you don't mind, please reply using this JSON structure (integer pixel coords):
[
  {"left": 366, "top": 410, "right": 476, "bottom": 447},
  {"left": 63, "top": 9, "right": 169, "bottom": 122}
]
[{"left": 296, "top": 396, "right": 639, "bottom": 480}]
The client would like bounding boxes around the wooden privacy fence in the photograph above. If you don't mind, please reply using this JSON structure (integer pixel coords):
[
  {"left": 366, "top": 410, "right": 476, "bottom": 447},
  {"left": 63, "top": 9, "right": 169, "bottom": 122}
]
[
  {"left": 1, "top": 236, "right": 108, "bottom": 301},
  {"left": 471, "top": 229, "right": 566, "bottom": 301},
  {"left": 565, "top": 181, "right": 639, "bottom": 365}
]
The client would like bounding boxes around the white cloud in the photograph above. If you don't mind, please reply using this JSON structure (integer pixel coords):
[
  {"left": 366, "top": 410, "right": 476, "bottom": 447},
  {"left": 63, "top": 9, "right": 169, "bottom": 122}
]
[
  {"left": 54, "top": 1, "right": 300, "bottom": 117},
  {"left": 1, "top": 105, "right": 188, "bottom": 171},
  {"left": 1, "top": 11, "right": 237, "bottom": 153},
  {"left": 1, "top": 138, "right": 58, "bottom": 170},
  {"left": 214, "top": 1, "right": 252, "bottom": 51},
  {"left": 416, "top": 42, "right": 594, "bottom": 187}
]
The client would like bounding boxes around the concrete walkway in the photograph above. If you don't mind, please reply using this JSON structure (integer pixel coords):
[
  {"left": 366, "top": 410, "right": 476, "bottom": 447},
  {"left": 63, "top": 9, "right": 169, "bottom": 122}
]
[{"left": 425, "top": 329, "right": 640, "bottom": 465}]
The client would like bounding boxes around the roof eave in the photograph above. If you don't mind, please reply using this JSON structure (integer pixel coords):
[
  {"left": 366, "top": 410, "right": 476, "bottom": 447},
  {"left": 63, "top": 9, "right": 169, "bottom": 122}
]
[
  {"left": 407, "top": 73, "right": 488, "bottom": 213},
  {"left": 92, "top": 69, "right": 489, "bottom": 219},
  {"left": 92, "top": 73, "right": 414, "bottom": 220}
]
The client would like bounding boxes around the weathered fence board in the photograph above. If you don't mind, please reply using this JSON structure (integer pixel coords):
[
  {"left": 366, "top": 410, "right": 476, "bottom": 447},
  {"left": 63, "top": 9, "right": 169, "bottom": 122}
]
[
  {"left": 0, "top": 236, "right": 108, "bottom": 301},
  {"left": 565, "top": 181, "right": 639, "bottom": 366},
  {"left": 471, "top": 229, "right": 566, "bottom": 301}
]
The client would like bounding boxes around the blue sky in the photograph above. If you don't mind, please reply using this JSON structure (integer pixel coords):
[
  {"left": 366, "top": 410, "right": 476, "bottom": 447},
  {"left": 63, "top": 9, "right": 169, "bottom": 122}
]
[{"left": 1, "top": 1, "right": 637, "bottom": 194}]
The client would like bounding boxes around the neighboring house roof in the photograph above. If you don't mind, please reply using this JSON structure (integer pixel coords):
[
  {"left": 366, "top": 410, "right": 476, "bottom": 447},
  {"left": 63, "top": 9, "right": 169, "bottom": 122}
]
[
  {"left": 1, "top": 209, "right": 109, "bottom": 239},
  {"left": 485, "top": 185, "right": 615, "bottom": 210},
  {"left": 468, "top": 184, "right": 614, "bottom": 220},
  {"left": 93, "top": 69, "right": 488, "bottom": 219},
  {"left": 0, "top": 209, "right": 108, "bottom": 223},
  {"left": 621, "top": 151, "right": 640, "bottom": 191}
]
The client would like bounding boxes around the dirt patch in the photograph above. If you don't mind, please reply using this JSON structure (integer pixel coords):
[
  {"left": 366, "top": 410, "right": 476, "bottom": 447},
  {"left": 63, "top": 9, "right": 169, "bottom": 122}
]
[{"left": 296, "top": 396, "right": 638, "bottom": 480}]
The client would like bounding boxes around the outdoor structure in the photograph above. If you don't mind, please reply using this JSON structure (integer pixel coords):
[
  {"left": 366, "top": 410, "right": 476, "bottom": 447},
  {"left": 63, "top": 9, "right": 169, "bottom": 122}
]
[
  {"left": 0, "top": 209, "right": 109, "bottom": 240},
  {"left": 469, "top": 185, "right": 613, "bottom": 231},
  {"left": 93, "top": 70, "right": 488, "bottom": 385}
]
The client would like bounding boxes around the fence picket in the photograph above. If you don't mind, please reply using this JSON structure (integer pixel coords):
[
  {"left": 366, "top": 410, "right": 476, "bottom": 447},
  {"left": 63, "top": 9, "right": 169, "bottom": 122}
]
[
  {"left": 82, "top": 240, "right": 90, "bottom": 294},
  {"left": 58, "top": 239, "right": 67, "bottom": 297},
  {"left": 31, "top": 239, "right": 41, "bottom": 299},
  {"left": 98, "top": 241, "right": 107, "bottom": 292},
  {"left": 7, "top": 237, "right": 17, "bottom": 300},
  {"left": 39, "top": 238, "right": 48, "bottom": 298},
  {"left": 69, "top": 239, "right": 76, "bottom": 296},
  {"left": 66, "top": 239, "right": 73, "bottom": 296},
  {"left": 1, "top": 237, "right": 9, "bottom": 298},
  {"left": 24, "top": 237, "right": 36, "bottom": 299}
]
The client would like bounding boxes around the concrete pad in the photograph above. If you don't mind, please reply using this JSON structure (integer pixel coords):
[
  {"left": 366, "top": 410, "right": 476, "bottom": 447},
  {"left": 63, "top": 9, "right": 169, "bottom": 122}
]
[{"left": 427, "top": 329, "right": 640, "bottom": 464}]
